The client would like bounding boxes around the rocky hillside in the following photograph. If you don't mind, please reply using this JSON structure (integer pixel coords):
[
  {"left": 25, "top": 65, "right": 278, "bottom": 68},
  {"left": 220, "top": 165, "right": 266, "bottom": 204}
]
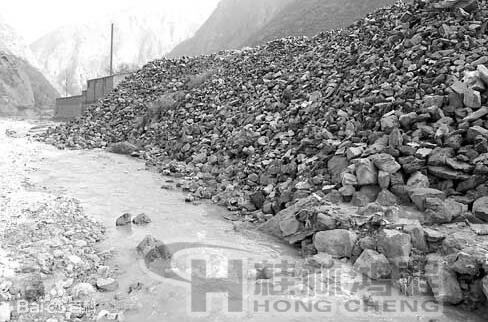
[
  {"left": 168, "top": 0, "right": 293, "bottom": 57},
  {"left": 31, "top": 0, "right": 219, "bottom": 96},
  {"left": 0, "top": 51, "right": 58, "bottom": 116},
  {"left": 169, "top": 0, "right": 402, "bottom": 57},
  {"left": 244, "top": 0, "right": 400, "bottom": 46},
  {"left": 44, "top": 0, "right": 488, "bottom": 309}
]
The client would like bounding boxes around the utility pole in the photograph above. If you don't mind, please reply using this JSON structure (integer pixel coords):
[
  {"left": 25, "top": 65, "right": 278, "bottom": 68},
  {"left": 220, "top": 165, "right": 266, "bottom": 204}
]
[{"left": 109, "top": 23, "right": 114, "bottom": 75}]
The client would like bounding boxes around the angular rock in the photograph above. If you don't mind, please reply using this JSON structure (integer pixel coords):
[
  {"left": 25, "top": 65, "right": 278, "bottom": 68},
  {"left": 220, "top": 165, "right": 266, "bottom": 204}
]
[
  {"left": 108, "top": 141, "right": 139, "bottom": 155},
  {"left": 313, "top": 229, "right": 357, "bottom": 258},
  {"left": 424, "top": 198, "right": 454, "bottom": 224},
  {"left": 353, "top": 249, "right": 391, "bottom": 280},
  {"left": 328, "top": 156, "right": 349, "bottom": 184},
  {"left": 425, "top": 254, "right": 463, "bottom": 305},
  {"left": 376, "top": 229, "right": 411, "bottom": 266},
  {"left": 371, "top": 153, "right": 401, "bottom": 173},
  {"left": 378, "top": 171, "right": 390, "bottom": 189},
  {"left": 473, "top": 196, "right": 488, "bottom": 222},
  {"left": 116, "top": 213, "right": 132, "bottom": 226},
  {"left": 428, "top": 166, "right": 470, "bottom": 181},
  {"left": 376, "top": 189, "right": 398, "bottom": 206},
  {"left": 355, "top": 158, "right": 378, "bottom": 185},
  {"left": 132, "top": 213, "right": 152, "bottom": 225},
  {"left": 406, "top": 171, "right": 429, "bottom": 189},
  {"left": 96, "top": 278, "right": 119, "bottom": 292},
  {"left": 409, "top": 188, "right": 446, "bottom": 211}
]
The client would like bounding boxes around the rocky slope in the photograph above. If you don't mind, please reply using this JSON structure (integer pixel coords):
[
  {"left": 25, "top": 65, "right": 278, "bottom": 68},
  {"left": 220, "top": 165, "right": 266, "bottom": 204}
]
[
  {"left": 168, "top": 0, "right": 293, "bottom": 57},
  {"left": 31, "top": 0, "right": 219, "bottom": 96},
  {"left": 0, "top": 51, "right": 58, "bottom": 116},
  {"left": 43, "top": 0, "right": 488, "bottom": 309}
]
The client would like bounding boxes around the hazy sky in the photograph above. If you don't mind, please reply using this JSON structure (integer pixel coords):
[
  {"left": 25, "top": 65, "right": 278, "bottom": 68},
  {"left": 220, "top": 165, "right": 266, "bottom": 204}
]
[{"left": 2, "top": 0, "right": 213, "bottom": 42}]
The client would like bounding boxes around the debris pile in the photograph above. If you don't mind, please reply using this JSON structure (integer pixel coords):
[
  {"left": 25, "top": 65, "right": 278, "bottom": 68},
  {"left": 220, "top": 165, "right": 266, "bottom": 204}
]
[{"left": 41, "top": 0, "right": 488, "bottom": 308}]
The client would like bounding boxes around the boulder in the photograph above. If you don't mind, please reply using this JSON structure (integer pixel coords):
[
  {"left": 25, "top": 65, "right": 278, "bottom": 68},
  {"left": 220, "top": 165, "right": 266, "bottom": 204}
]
[
  {"left": 116, "top": 213, "right": 132, "bottom": 226},
  {"left": 425, "top": 254, "right": 463, "bottom": 305},
  {"left": 132, "top": 213, "right": 152, "bottom": 225},
  {"left": 341, "top": 172, "right": 358, "bottom": 186},
  {"left": 449, "top": 251, "right": 480, "bottom": 276},
  {"left": 380, "top": 112, "right": 399, "bottom": 134},
  {"left": 406, "top": 171, "right": 429, "bottom": 188},
  {"left": 328, "top": 156, "right": 349, "bottom": 184},
  {"left": 355, "top": 158, "right": 378, "bottom": 185},
  {"left": 371, "top": 153, "right": 401, "bottom": 173},
  {"left": 376, "top": 189, "right": 398, "bottom": 206},
  {"left": 353, "top": 249, "right": 392, "bottom": 280},
  {"left": 478, "top": 64, "right": 488, "bottom": 84},
  {"left": 482, "top": 275, "right": 488, "bottom": 300},
  {"left": 403, "top": 220, "right": 427, "bottom": 252},
  {"left": 96, "top": 278, "right": 119, "bottom": 292},
  {"left": 107, "top": 141, "right": 139, "bottom": 155},
  {"left": 378, "top": 171, "right": 390, "bottom": 189},
  {"left": 408, "top": 188, "right": 446, "bottom": 211},
  {"left": 376, "top": 229, "right": 411, "bottom": 266},
  {"left": 313, "top": 229, "right": 357, "bottom": 258},
  {"left": 473, "top": 196, "right": 488, "bottom": 222},
  {"left": 424, "top": 198, "right": 454, "bottom": 224},
  {"left": 428, "top": 166, "right": 470, "bottom": 181}
]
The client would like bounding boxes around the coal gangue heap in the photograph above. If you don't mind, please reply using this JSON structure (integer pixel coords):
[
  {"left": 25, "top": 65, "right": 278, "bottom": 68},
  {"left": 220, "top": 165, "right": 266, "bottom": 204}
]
[{"left": 43, "top": 0, "right": 488, "bottom": 307}]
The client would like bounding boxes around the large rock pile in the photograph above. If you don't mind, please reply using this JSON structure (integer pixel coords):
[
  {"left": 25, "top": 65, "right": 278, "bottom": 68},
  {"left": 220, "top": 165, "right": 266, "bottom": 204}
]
[
  {"left": 41, "top": 0, "right": 488, "bottom": 308},
  {"left": 44, "top": 0, "right": 488, "bottom": 221}
]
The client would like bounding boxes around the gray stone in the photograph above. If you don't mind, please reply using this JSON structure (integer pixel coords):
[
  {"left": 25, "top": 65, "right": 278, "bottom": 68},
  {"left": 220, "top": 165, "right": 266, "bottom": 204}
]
[
  {"left": 108, "top": 141, "right": 139, "bottom": 155},
  {"left": 328, "top": 156, "right": 349, "bottom": 184},
  {"left": 467, "top": 126, "right": 488, "bottom": 141},
  {"left": 406, "top": 171, "right": 429, "bottom": 189},
  {"left": 482, "top": 275, "right": 488, "bottom": 300},
  {"left": 428, "top": 166, "right": 470, "bottom": 181},
  {"left": 341, "top": 172, "right": 358, "bottom": 186},
  {"left": 380, "top": 113, "right": 399, "bottom": 134},
  {"left": 403, "top": 220, "right": 427, "bottom": 252},
  {"left": 450, "top": 251, "right": 480, "bottom": 276},
  {"left": 424, "top": 198, "right": 454, "bottom": 224},
  {"left": 463, "top": 88, "right": 481, "bottom": 108},
  {"left": 473, "top": 196, "right": 488, "bottom": 222},
  {"left": 313, "top": 229, "right": 357, "bottom": 258},
  {"left": 376, "top": 229, "right": 411, "bottom": 266},
  {"left": 478, "top": 64, "right": 488, "bottom": 85},
  {"left": 132, "top": 213, "right": 152, "bottom": 225},
  {"left": 378, "top": 171, "right": 390, "bottom": 189},
  {"left": 353, "top": 249, "right": 391, "bottom": 280},
  {"left": 425, "top": 254, "right": 463, "bottom": 305},
  {"left": 376, "top": 189, "right": 398, "bottom": 207},
  {"left": 371, "top": 153, "right": 401, "bottom": 173},
  {"left": 463, "top": 106, "right": 488, "bottom": 122},
  {"left": 427, "top": 147, "right": 455, "bottom": 166},
  {"left": 116, "top": 213, "right": 132, "bottom": 226},
  {"left": 96, "top": 278, "right": 119, "bottom": 292},
  {"left": 408, "top": 188, "right": 446, "bottom": 211},
  {"left": 355, "top": 158, "right": 378, "bottom": 185}
]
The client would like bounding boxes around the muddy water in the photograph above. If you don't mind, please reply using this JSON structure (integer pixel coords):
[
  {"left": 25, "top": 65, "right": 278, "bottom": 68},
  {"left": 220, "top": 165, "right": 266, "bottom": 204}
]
[{"left": 4, "top": 120, "right": 484, "bottom": 322}]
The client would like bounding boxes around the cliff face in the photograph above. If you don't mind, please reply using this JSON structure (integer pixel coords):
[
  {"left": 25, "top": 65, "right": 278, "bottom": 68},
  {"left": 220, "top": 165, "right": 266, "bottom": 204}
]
[
  {"left": 168, "top": 0, "right": 293, "bottom": 57},
  {"left": 0, "top": 51, "right": 58, "bottom": 116}
]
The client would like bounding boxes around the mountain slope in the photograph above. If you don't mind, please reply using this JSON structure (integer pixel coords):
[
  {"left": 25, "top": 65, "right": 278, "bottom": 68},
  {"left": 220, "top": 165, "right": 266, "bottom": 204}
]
[
  {"left": 168, "top": 0, "right": 293, "bottom": 57},
  {"left": 169, "top": 0, "right": 403, "bottom": 58},
  {"left": 31, "top": 0, "right": 219, "bottom": 96},
  {"left": 0, "top": 51, "right": 58, "bottom": 116},
  {"left": 244, "top": 0, "right": 400, "bottom": 46}
]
